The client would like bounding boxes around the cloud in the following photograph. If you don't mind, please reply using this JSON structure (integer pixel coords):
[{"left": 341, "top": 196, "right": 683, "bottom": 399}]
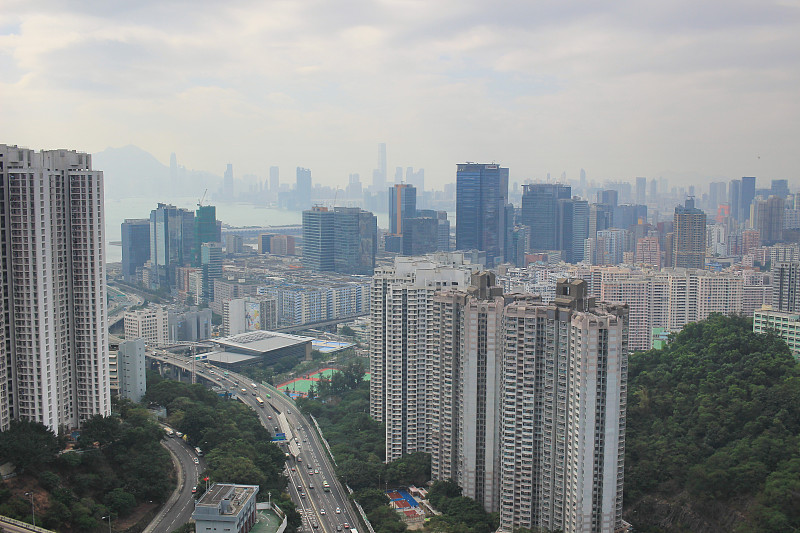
[{"left": 1, "top": 0, "right": 799, "bottom": 186}]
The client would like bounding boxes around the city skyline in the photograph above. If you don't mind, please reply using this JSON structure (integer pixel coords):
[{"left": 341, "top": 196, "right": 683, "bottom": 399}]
[{"left": 2, "top": 2, "right": 799, "bottom": 188}]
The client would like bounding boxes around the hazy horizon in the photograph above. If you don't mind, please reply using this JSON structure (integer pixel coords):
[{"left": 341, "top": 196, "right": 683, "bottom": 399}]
[{"left": 2, "top": 1, "right": 799, "bottom": 189}]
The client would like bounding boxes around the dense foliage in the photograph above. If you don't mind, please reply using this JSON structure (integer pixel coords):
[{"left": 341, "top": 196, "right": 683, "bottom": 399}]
[
  {"left": 425, "top": 481, "right": 499, "bottom": 533},
  {"left": 624, "top": 314, "right": 800, "bottom": 532},
  {"left": 144, "top": 378, "right": 301, "bottom": 530},
  {"left": 0, "top": 401, "right": 172, "bottom": 531}
]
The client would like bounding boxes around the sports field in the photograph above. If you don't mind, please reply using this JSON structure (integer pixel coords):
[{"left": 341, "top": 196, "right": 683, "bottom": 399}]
[{"left": 277, "top": 368, "right": 370, "bottom": 398}]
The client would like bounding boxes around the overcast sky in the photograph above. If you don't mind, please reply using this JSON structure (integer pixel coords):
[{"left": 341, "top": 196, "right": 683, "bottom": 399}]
[{"left": 2, "top": 0, "right": 799, "bottom": 189}]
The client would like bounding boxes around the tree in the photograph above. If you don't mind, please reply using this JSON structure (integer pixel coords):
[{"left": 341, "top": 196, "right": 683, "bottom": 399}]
[
  {"left": 0, "top": 420, "right": 60, "bottom": 473},
  {"left": 105, "top": 488, "right": 137, "bottom": 516},
  {"left": 78, "top": 414, "right": 121, "bottom": 448}
]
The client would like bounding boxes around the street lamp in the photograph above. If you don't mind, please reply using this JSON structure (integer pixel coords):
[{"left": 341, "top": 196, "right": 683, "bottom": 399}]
[
  {"left": 102, "top": 515, "right": 112, "bottom": 533},
  {"left": 23, "top": 492, "right": 35, "bottom": 527}
]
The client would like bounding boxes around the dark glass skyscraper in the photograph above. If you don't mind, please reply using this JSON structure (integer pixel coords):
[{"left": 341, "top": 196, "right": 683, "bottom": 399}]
[
  {"left": 455, "top": 163, "right": 509, "bottom": 264},
  {"left": 333, "top": 207, "right": 377, "bottom": 275},
  {"left": 121, "top": 219, "right": 150, "bottom": 283},
  {"left": 521, "top": 183, "right": 571, "bottom": 251},
  {"left": 741, "top": 176, "right": 756, "bottom": 222}
]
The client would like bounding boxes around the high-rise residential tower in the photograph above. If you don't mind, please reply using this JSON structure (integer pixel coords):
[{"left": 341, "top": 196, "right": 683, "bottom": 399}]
[
  {"left": 499, "top": 280, "right": 628, "bottom": 533},
  {"left": 0, "top": 145, "right": 110, "bottom": 431},
  {"left": 673, "top": 198, "right": 707, "bottom": 269},
  {"left": 456, "top": 163, "right": 510, "bottom": 265}
]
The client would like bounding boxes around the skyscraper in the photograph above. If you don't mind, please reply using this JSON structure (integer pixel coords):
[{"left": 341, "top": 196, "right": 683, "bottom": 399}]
[
  {"left": 635, "top": 176, "right": 647, "bottom": 204},
  {"left": 121, "top": 219, "right": 151, "bottom": 283},
  {"left": 729, "top": 179, "right": 742, "bottom": 221},
  {"left": 333, "top": 207, "right": 377, "bottom": 275},
  {"left": 499, "top": 280, "right": 628, "bottom": 533},
  {"left": 0, "top": 145, "right": 109, "bottom": 431},
  {"left": 772, "top": 262, "right": 800, "bottom": 313},
  {"left": 296, "top": 167, "right": 312, "bottom": 209},
  {"left": 752, "top": 195, "right": 784, "bottom": 245},
  {"left": 149, "top": 203, "right": 195, "bottom": 288},
  {"left": 456, "top": 163, "right": 510, "bottom": 265},
  {"left": 673, "top": 198, "right": 707, "bottom": 269},
  {"left": 557, "top": 197, "right": 589, "bottom": 263},
  {"left": 269, "top": 166, "right": 279, "bottom": 192},
  {"left": 200, "top": 242, "right": 223, "bottom": 303},
  {"left": 741, "top": 176, "right": 756, "bottom": 223},
  {"left": 431, "top": 272, "right": 505, "bottom": 512},
  {"left": 118, "top": 339, "right": 146, "bottom": 403},
  {"left": 372, "top": 143, "right": 387, "bottom": 191},
  {"left": 389, "top": 184, "right": 417, "bottom": 235},
  {"left": 522, "top": 183, "right": 571, "bottom": 251},
  {"left": 223, "top": 163, "right": 234, "bottom": 200},
  {"left": 771, "top": 179, "right": 790, "bottom": 199},
  {"left": 302, "top": 207, "right": 335, "bottom": 271},
  {"left": 194, "top": 204, "right": 220, "bottom": 266}
]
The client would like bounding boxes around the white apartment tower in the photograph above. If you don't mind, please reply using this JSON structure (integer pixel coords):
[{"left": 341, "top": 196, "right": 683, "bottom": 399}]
[
  {"left": 0, "top": 145, "right": 109, "bottom": 431},
  {"left": 499, "top": 280, "right": 628, "bottom": 533},
  {"left": 369, "top": 253, "right": 477, "bottom": 459},
  {"left": 430, "top": 272, "right": 505, "bottom": 512}
]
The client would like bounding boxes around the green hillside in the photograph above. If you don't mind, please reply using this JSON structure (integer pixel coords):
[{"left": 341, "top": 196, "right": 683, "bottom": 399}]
[{"left": 624, "top": 314, "right": 800, "bottom": 532}]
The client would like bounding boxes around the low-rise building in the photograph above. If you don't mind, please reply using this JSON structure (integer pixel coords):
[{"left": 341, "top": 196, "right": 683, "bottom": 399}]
[
  {"left": 753, "top": 307, "right": 800, "bottom": 358},
  {"left": 193, "top": 483, "right": 259, "bottom": 533},
  {"left": 124, "top": 307, "right": 169, "bottom": 346}
]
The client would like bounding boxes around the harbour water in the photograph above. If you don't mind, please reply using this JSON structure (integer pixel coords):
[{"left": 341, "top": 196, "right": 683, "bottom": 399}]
[{"left": 104, "top": 197, "right": 391, "bottom": 263}]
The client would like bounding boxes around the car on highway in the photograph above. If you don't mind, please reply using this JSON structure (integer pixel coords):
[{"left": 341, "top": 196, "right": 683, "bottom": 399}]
[
  {"left": 343, "top": 523, "right": 349, "bottom": 528},
  {"left": 309, "top": 484, "right": 314, "bottom": 489},
  {"left": 337, "top": 526, "right": 342, "bottom": 532},
  {"left": 336, "top": 507, "right": 341, "bottom": 514},
  {"left": 268, "top": 415, "right": 272, "bottom": 419},
  {"left": 314, "top": 469, "right": 319, "bottom": 474},
  {"left": 291, "top": 466, "right": 296, "bottom": 471},
  {"left": 320, "top": 509, "right": 325, "bottom": 515},
  {"left": 192, "top": 486, "right": 197, "bottom": 494}
]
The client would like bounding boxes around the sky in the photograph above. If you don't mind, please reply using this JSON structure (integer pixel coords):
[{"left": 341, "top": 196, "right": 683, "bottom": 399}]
[{"left": 1, "top": 0, "right": 799, "bottom": 189}]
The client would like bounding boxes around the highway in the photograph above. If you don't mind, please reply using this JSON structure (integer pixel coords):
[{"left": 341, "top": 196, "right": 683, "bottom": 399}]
[
  {"left": 147, "top": 351, "right": 359, "bottom": 533},
  {"left": 146, "top": 435, "right": 205, "bottom": 533}
]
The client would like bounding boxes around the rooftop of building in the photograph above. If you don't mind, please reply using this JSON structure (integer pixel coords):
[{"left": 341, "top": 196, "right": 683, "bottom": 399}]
[
  {"left": 195, "top": 483, "right": 258, "bottom": 517},
  {"left": 215, "top": 330, "right": 313, "bottom": 355}
]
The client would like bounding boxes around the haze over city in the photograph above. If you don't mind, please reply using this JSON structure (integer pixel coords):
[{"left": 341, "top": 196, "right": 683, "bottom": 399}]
[{"left": 3, "top": 0, "right": 800, "bottom": 187}]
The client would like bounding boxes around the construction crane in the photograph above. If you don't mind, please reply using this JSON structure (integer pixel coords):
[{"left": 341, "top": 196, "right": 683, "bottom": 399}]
[{"left": 198, "top": 188, "right": 208, "bottom": 208}]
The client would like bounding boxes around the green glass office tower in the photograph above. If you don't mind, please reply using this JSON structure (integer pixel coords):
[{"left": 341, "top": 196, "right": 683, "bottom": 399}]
[{"left": 194, "top": 205, "right": 220, "bottom": 266}]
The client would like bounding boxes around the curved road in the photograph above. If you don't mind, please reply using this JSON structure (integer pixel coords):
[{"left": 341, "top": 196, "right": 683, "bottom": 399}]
[
  {"left": 148, "top": 351, "right": 360, "bottom": 533},
  {"left": 146, "top": 435, "right": 205, "bottom": 533}
]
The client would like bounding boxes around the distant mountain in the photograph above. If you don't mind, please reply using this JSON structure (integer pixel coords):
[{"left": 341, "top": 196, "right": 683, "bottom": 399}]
[
  {"left": 93, "top": 145, "right": 170, "bottom": 199},
  {"left": 93, "top": 145, "right": 221, "bottom": 200}
]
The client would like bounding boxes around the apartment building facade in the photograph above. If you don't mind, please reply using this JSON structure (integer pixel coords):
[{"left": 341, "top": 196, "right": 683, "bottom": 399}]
[{"left": 0, "top": 145, "right": 109, "bottom": 431}]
